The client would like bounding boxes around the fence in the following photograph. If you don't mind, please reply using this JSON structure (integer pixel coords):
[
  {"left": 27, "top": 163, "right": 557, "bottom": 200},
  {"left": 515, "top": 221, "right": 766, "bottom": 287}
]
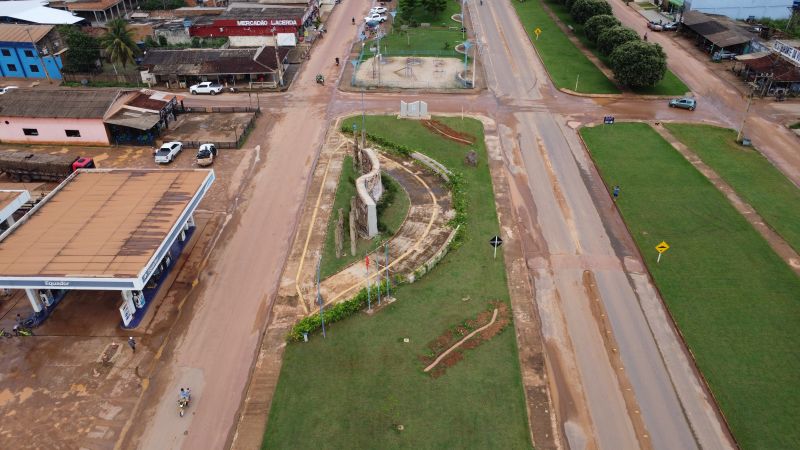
[
  {"left": 62, "top": 72, "right": 143, "bottom": 87},
  {"left": 177, "top": 105, "right": 261, "bottom": 114},
  {"left": 178, "top": 113, "right": 256, "bottom": 149}
]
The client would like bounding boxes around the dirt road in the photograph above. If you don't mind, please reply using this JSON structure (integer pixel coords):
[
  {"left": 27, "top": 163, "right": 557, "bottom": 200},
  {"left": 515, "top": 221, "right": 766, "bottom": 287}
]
[{"left": 121, "top": 2, "right": 374, "bottom": 449}]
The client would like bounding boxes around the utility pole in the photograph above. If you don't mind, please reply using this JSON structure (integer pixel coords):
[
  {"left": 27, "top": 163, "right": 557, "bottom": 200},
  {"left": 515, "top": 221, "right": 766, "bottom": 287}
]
[
  {"left": 25, "top": 27, "right": 51, "bottom": 83},
  {"left": 736, "top": 89, "right": 754, "bottom": 143},
  {"left": 316, "top": 258, "right": 326, "bottom": 338},
  {"left": 272, "top": 27, "right": 284, "bottom": 87}
]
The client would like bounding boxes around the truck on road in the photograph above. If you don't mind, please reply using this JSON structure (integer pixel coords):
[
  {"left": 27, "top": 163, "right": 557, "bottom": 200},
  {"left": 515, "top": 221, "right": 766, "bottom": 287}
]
[{"left": 0, "top": 152, "right": 95, "bottom": 182}]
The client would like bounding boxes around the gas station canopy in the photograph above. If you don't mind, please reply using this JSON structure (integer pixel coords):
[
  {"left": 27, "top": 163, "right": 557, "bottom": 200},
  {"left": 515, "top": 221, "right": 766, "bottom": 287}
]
[{"left": 0, "top": 169, "right": 214, "bottom": 291}]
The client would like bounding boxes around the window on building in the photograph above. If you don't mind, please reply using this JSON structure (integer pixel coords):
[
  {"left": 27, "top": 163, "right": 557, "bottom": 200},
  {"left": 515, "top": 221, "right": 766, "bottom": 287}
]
[
  {"left": 6, "top": 64, "right": 16, "bottom": 72},
  {"left": 1, "top": 49, "right": 9, "bottom": 57},
  {"left": 23, "top": 128, "right": 38, "bottom": 136},
  {"left": 24, "top": 50, "right": 33, "bottom": 58},
  {"left": 65, "top": 129, "right": 81, "bottom": 137},
  {"left": 29, "top": 65, "right": 39, "bottom": 73}
]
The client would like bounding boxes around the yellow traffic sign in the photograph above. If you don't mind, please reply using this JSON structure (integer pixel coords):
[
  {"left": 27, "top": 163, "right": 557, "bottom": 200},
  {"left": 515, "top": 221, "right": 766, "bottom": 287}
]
[
  {"left": 534, "top": 27, "right": 542, "bottom": 39},
  {"left": 655, "top": 241, "right": 670, "bottom": 254}
]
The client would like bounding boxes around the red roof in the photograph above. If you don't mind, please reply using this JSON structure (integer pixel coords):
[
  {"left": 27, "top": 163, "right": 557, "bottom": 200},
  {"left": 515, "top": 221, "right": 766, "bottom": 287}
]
[{"left": 743, "top": 54, "right": 800, "bottom": 82}]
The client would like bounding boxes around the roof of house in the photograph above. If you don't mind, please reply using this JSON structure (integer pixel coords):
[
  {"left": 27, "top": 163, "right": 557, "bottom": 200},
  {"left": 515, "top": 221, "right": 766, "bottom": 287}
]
[
  {"left": 0, "top": 0, "right": 83, "bottom": 25},
  {"left": 65, "top": 0, "right": 123, "bottom": 12},
  {"left": 740, "top": 53, "right": 800, "bottom": 82},
  {"left": 141, "top": 47, "right": 289, "bottom": 75},
  {"left": 193, "top": 6, "right": 306, "bottom": 24},
  {"left": 0, "top": 89, "right": 120, "bottom": 119},
  {"left": 681, "top": 11, "right": 752, "bottom": 48},
  {"left": 0, "top": 24, "right": 53, "bottom": 43}
]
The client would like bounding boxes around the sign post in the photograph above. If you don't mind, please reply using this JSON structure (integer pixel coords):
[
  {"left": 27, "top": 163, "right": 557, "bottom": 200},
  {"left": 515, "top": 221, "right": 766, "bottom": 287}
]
[
  {"left": 365, "top": 255, "right": 371, "bottom": 311},
  {"left": 534, "top": 27, "right": 542, "bottom": 40},
  {"left": 655, "top": 241, "right": 670, "bottom": 263},
  {"left": 489, "top": 235, "right": 503, "bottom": 259}
]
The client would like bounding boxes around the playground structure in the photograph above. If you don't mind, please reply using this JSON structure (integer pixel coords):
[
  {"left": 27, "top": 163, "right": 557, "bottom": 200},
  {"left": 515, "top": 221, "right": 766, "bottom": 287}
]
[{"left": 353, "top": 56, "right": 465, "bottom": 89}]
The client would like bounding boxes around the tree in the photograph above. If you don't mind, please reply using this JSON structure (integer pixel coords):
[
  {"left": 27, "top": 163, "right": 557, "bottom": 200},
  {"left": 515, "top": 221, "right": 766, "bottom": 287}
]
[
  {"left": 421, "top": 0, "right": 447, "bottom": 17},
  {"left": 570, "top": 0, "right": 613, "bottom": 25},
  {"left": 584, "top": 14, "right": 620, "bottom": 44},
  {"left": 101, "top": 19, "right": 139, "bottom": 68},
  {"left": 57, "top": 26, "right": 101, "bottom": 73},
  {"left": 565, "top": 0, "right": 579, "bottom": 10},
  {"left": 610, "top": 40, "right": 667, "bottom": 88},
  {"left": 399, "top": 0, "right": 418, "bottom": 22},
  {"left": 597, "top": 25, "right": 639, "bottom": 55}
]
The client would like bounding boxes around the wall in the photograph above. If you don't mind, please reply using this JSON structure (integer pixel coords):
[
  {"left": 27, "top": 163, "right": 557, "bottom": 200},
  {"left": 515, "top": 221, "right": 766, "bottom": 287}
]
[
  {"left": 687, "top": 0, "right": 794, "bottom": 19},
  {"left": 0, "top": 42, "right": 63, "bottom": 80},
  {"left": 154, "top": 27, "right": 192, "bottom": 45},
  {"left": 0, "top": 117, "right": 109, "bottom": 145},
  {"left": 354, "top": 148, "right": 382, "bottom": 238}
]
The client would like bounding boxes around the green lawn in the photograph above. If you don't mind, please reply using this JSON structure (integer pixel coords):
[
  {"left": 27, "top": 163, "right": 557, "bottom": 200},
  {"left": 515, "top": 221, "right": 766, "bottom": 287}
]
[
  {"left": 319, "top": 155, "right": 411, "bottom": 279},
  {"left": 512, "top": 0, "right": 619, "bottom": 93},
  {"left": 263, "top": 117, "right": 532, "bottom": 449},
  {"left": 364, "top": 0, "right": 465, "bottom": 57},
  {"left": 581, "top": 123, "right": 800, "bottom": 450},
  {"left": 544, "top": 0, "right": 689, "bottom": 96},
  {"left": 664, "top": 123, "right": 800, "bottom": 255}
]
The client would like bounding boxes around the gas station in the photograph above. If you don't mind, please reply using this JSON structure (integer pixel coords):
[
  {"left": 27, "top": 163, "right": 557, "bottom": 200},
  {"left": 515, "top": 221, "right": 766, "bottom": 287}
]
[{"left": 0, "top": 169, "right": 214, "bottom": 328}]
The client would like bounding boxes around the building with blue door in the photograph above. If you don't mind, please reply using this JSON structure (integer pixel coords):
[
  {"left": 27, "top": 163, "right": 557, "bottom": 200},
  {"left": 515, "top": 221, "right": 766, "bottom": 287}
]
[{"left": 0, "top": 24, "right": 64, "bottom": 80}]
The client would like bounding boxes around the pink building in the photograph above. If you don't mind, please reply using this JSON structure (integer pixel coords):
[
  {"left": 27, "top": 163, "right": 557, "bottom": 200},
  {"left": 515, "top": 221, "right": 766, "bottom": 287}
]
[{"left": 0, "top": 89, "right": 120, "bottom": 145}]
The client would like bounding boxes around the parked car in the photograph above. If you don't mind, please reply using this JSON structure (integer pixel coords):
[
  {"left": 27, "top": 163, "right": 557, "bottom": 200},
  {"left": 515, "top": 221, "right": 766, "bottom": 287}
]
[
  {"left": 195, "top": 143, "right": 218, "bottom": 167},
  {"left": 364, "top": 13, "right": 387, "bottom": 23},
  {"left": 647, "top": 21, "right": 664, "bottom": 31},
  {"left": 0, "top": 86, "right": 17, "bottom": 95},
  {"left": 154, "top": 141, "right": 183, "bottom": 164},
  {"left": 662, "top": 21, "right": 678, "bottom": 31},
  {"left": 370, "top": 6, "right": 388, "bottom": 14},
  {"left": 668, "top": 97, "right": 697, "bottom": 111},
  {"left": 189, "top": 82, "right": 223, "bottom": 95},
  {"left": 713, "top": 50, "right": 737, "bottom": 61}
]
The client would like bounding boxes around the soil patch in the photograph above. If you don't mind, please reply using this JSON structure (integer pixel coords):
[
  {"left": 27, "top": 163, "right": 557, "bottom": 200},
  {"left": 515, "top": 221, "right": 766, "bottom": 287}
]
[
  {"left": 420, "top": 301, "right": 510, "bottom": 378},
  {"left": 422, "top": 119, "right": 475, "bottom": 145}
]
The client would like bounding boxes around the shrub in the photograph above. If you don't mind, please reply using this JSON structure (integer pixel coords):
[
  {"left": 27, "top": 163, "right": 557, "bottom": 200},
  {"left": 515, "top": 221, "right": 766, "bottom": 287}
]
[
  {"left": 597, "top": 25, "right": 640, "bottom": 55},
  {"left": 610, "top": 40, "right": 667, "bottom": 88},
  {"left": 584, "top": 14, "right": 620, "bottom": 44},
  {"left": 570, "top": 0, "right": 613, "bottom": 25}
]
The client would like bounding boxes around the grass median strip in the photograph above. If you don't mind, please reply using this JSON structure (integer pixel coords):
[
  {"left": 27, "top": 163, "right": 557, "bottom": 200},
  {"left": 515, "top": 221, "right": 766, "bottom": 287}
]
[
  {"left": 263, "top": 117, "right": 532, "bottom": 449},
  {"left": 581, "top": 122, "right": 800, "bottom": 449},
  {"left": 664, "top": 123, "right": 800, "bottom": 254},
  {"left": 543, "top": 0, "right": 688, "bottom": 96},
  {"left": 511, "top": 0, "right": 620, "bottom": 93}
]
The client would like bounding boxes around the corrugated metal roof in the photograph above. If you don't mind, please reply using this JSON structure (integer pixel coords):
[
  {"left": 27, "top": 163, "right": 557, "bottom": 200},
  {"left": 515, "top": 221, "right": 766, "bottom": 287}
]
[
  {"left": 681, "top": 10, "right": 751, "bottom": 48},
  {"left": 141, "top": 47, "right": 288, "bottom": 75},
  {"left": 0, "top": 89, "right": 120, "bottom": 119},
  {"left": 0, "top": 0, "right": 83, "bottom": 25},
  {"left": 0, "top": 24, "right": 53, "bottom": 43}
]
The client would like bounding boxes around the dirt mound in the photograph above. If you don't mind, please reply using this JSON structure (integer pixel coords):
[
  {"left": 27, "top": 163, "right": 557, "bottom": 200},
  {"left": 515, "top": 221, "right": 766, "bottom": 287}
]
[
  {"left": 422, "top": 120, "right": 475, "bottom": 145},
  {"left": 420, "top": 301, "right": 510, "bottom": 378}
]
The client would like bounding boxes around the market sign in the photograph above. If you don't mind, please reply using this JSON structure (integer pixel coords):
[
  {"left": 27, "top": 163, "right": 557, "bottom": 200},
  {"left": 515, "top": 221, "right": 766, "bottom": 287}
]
[{"left": 237, "top": 19, "right": 298, "bottom": 27}]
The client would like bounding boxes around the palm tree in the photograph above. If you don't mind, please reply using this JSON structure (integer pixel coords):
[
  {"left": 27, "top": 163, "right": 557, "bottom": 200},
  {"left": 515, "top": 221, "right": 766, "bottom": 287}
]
[{"left": 101, "top": 19, "right": 138, "bottom": 69}]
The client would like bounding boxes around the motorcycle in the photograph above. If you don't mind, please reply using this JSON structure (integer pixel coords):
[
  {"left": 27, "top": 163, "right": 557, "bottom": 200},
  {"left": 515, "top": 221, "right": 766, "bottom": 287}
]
[
  {"left": 316, "top": 74, "right": 325, "bottom": 86},
  {"left": 335, "top": 57, "right": 340, "bottom": 66},
  {"left": 178, "top": 395, "right": 190, "bottom": 417}
]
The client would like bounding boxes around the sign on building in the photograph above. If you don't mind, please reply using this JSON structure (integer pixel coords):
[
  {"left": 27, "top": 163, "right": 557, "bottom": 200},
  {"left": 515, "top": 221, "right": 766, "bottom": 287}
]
[{"left": 119, "top": 296, "right": 136, "bottom": 327}]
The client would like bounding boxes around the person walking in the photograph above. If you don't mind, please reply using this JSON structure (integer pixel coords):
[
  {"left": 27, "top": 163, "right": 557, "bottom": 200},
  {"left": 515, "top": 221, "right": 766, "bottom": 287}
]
[{"left": 128, "top": 336, "right": 136, "bottom": 353}]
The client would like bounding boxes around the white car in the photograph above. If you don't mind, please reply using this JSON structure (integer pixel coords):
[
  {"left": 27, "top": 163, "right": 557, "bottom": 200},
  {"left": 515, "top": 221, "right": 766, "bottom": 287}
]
[
  {"left": 370, "top": 6, "right": 388, "bottom": 14},
  {"left": 364, "top": 13, "right": 387, "bottom": 23},
  {"left": 189, "top": 82, "right": 223, "bottom": 95},
  {"left": 154, "top": 141, "right": 183, "bottom": 164},
  {"left": 0, "top": 86, "right": 18, "bottom": 94}
]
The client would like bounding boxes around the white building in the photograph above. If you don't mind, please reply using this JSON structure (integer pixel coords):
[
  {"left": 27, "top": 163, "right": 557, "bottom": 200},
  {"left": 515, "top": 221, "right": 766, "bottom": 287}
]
[{"left": 684, "top": 0, "right": 796, "bottom": 20}]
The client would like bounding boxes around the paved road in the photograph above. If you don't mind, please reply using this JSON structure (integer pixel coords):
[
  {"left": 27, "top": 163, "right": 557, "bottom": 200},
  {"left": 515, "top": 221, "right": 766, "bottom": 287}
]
[
  {"left": 471, "top": 1, "right": 733, "bottom": 449},
  {"left": 121, "top": 0, "right": 792, "bottom": 447}
]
